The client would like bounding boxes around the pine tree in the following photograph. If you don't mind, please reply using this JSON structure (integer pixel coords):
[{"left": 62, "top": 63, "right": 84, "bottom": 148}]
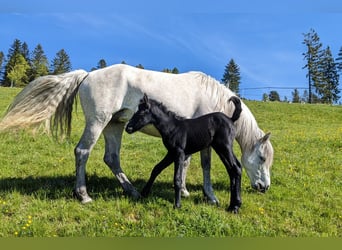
[
  {"left": 316, "top": 46, "right": 340, "bottom": 104},
  {"left": 269, "top": 91, "right": 280, "bottom": 102},
  {"left": 302, "top": 29, "right": 323, "bottom": 103},
  {"left": 171, "top": 67, "right": 179, "bottom": 74},
  {"left": 97, "top": 59, "right": 107, "bottom": 69},
  {"left": 7, "top": 54, "right": 30, "bottom": 87},
  {"left": 222, "top": 59, "right": 241, "bottom": 95},
  {"left": 136, "top": 64, "right": 144, "bottom": 69},
  {"left": 30, "top": 44, "right": 49, "bottom": 81},
  {"left": 292, "top": 88, "right": 301, "bottom": 103},
  {"left": 262, "top": 93, "right": 269, "bottom": 102},
  {"left": 3, "top": 39, "right": 24, "bottom": 86},
  {"left": 21, "top": 42, "right": 30, "bottom": 63},
  {"left": 336, "top": 46, "right": 342, "bottom": 73},
  {"left": 51, "top": 49, "right": 72, "bottom": 74},
  {"left": 0, "top": 51, "right": 4, "bottom": 82}
]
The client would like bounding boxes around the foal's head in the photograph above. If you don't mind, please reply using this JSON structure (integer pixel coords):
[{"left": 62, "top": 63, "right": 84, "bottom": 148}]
[{"left": 126, "top": 94, "right": 154, "bottom": 134}]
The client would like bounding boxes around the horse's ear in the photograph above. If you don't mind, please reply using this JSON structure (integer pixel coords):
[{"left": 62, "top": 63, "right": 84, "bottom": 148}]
[{"left": 260, "top": 132, "right": 271, "bottom": 144}]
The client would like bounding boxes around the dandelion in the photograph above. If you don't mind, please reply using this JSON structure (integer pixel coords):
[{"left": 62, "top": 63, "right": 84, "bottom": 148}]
[
  {"left": 258, "top": 207, "right": 265, "bottom": 215},
  {"left": 14, "top": 231, "right": 18, "bottom": 236}
]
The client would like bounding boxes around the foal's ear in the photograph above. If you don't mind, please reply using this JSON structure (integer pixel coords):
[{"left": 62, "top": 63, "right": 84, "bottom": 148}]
[{"left": 143, "top": 93, "right": 149, "bottom": 103}]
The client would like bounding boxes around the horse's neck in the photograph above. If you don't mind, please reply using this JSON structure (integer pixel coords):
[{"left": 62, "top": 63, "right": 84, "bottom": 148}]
[
  {"left": 209, "top": 84, "right": 263, "bottom": 154},
  {"left": 234, "top": 106, "right": 263, "bottom": 154}
]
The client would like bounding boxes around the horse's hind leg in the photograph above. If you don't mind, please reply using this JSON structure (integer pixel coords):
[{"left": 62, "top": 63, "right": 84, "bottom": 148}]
[
  {"left": 200, "top": 148, "right": 219, "bottom": 205},
  {"left": 103, "top": 122, "right": 140, "bottom": 199},
  {"left": 181, "top": 155, "right": 191, "bottom": 197},
  {"left": 74, "top": 121, "right": 106, "bottom": 204}
]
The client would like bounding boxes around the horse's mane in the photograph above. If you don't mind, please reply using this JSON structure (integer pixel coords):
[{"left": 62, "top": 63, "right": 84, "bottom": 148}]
[{"left": 188, "top": 71, "right": 265, "bottom": 151}]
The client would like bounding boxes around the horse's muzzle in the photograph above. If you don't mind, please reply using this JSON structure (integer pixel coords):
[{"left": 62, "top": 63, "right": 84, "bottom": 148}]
[{"left": 253, "top": 183, "right": 269, "bottom": 193}]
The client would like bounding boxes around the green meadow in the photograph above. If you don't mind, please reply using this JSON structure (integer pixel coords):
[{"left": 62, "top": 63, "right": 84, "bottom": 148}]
[{"left": 0, "top": 87, "right": 341, "bottom": 237}]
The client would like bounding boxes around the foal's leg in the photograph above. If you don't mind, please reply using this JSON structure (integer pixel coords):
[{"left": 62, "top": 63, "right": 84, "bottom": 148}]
[
  {"left": 103, "top": 122, "right": 140, "bottom": 199},
  {"left": 141, "top": 152, "right": 174, "bottom": 197},
  {"left": 213, "top": 145, "right": 242, "bottom": 213},
  {"left": 174, "top": 149, "right": 185, "bottom": 209},
  {"left": 74, "top": 121, "right": 106, "bottom": 204},
  {"left": 200, "top": 148, "right": 219, "bottom": 205}
]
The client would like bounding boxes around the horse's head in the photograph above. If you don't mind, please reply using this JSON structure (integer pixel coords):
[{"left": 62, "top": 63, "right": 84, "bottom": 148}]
[
  {"left": 241, "top": 132, "right": 273, "bottom": 193},
  {"left": 126, "top": 94, "right": 153, "bottom": 134}
]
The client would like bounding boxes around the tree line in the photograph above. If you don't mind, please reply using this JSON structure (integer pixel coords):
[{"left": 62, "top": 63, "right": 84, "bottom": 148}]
[
  {"left": 1, "top": 29, "right": 341, "bottom": 104},
  {"left": 0, "top": 39, "right": 180, "bottom": 88},
  {"left": 222, "top": 28, "right": 341, "bottom": 104},
  {"left": 0, "top": 39, "right": 72, "bottom": 87}
]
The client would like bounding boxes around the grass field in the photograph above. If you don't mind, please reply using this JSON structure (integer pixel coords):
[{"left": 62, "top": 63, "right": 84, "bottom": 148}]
[{"left": 0, "top": 87, "right": 341, "bottom": 237}]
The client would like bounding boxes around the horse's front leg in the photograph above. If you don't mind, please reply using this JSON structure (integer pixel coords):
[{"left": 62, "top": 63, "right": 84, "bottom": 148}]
[
  {"left": 141, "top": 152, "right": 174, "bottom": 197},
  {"left": 103, "top": 122, "right": 141, "bottom": 199},
  {"left": 181, "top": 155, "right": 191, "bottom": 197},
  {"left": 200, "top": 148, "right": 219, "bottom": 205}
]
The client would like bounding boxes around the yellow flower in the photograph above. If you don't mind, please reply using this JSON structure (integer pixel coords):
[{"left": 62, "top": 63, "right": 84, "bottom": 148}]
[
  {"left": 14, "top": 231, "right": 18, "bottom": 236},
  {"left": 258, "top": 207, "right": 265, "bottom": 214}
]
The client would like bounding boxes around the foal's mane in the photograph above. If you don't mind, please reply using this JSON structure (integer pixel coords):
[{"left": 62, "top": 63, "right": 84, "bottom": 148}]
[{"left": 148, "top": 99, "right": 185, "bottom": 121}]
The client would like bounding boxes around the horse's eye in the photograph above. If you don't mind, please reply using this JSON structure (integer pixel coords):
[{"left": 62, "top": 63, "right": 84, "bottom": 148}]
[{"left": 259, "top": 155, "right": 266, "bottom": 162}]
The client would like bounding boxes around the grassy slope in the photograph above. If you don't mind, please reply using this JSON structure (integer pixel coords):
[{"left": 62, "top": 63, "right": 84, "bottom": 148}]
[{"left": 0, "top": 87, "right": 341, "bottom": 237}]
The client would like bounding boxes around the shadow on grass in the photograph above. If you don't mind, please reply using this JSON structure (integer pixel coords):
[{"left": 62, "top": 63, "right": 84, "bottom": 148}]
[{"left": 0, "top": 174, "right": 231, "bottom": 204}]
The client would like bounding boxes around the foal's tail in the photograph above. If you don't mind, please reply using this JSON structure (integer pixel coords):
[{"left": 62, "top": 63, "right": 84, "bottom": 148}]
[
  {"left": 0, "top": 70, "right": 89, "bottom": 137},
  {"left": 229, "top": 96, "right": 242, "bottom": 122}
]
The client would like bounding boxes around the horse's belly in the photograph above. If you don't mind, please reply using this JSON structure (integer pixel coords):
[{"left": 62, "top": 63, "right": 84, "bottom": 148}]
[{"left": 139, "top": 124, "right": 161, "bottom": 137}]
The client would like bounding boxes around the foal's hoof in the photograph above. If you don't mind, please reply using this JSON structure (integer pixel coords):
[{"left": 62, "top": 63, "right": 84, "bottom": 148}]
[
  {"left": 227, "top": 205, "right": 240, "bottom": 214},
  {"left": 131, "top": 189, "right": 142, "bottom": 200},
  {"left": 173, "top": 204, "right": 182, "bottom": 209}
]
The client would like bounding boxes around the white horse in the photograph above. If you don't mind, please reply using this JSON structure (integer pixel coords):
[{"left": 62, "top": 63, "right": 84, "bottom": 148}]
[{"left": 0, "top": 64, "right": 273, "bottom": 204}]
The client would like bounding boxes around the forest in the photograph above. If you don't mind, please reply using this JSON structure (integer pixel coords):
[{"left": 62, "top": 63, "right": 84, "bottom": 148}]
[{"left": 0, "top": 29, "right": 341, "bottom": 104}]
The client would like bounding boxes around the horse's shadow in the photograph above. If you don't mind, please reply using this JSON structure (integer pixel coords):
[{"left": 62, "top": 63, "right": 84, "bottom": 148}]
[{"left": 0, "top": 175, "right": 231, "bottom": 204}]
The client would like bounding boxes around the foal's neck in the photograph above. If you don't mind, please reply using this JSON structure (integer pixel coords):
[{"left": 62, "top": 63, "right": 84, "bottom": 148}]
[{"left": 150, "top": 105, "right": 178, "bottom": 137}]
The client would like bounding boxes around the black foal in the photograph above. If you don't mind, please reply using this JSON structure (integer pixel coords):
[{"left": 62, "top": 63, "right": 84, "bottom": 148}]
[{"left": 126, "top": 94, "right": 243, "bottom": 213}]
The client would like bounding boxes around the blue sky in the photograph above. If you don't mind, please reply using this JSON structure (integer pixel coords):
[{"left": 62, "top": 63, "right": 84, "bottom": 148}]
[{"left": 1, "top": 0, "right": 342, "bottom": 101}]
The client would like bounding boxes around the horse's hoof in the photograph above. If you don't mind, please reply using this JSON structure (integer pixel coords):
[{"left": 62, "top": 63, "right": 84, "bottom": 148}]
[
  {"left": 181, "top": 188, "right": 190, "bottom": 197},
  {"left": 207, "top": 199, "right": 220, "bottom": 207},
  {"left": 73, "top": 189, "right": 93, "bottom": 204},
  {"left": 81, "top": 196, "right": 93, "bottom": 204}
]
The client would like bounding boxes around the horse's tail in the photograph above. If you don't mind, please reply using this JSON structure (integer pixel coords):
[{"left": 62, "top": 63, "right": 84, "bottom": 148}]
[
  {"left": 229, "top": 96, "right": 242, "bottom": 123},
  {"left": 0, "top": 70, "right": 89, "bottom": 137}
]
